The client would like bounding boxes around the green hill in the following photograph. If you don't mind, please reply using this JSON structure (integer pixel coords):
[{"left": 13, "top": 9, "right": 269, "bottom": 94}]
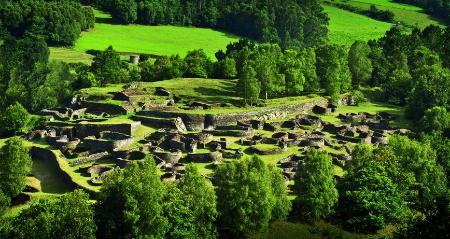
[
  {"left": 49, "top": 10, "right": 239, "bottom": 63},
  {"left": 329, "top": 0, "right": 444, "bottom": 28},
  {"left": 324, "top": 5, "right": 393, "bottom": 47}
]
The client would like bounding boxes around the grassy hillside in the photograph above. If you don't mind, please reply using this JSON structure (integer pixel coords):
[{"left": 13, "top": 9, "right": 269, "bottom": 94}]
[
  {"left": 49, "top": 10, "right": 238, "bottom": 63},
  {"left": 329, "top": 0, "right": 443, "bottom": 28},
  {"left": 324, "top": 5, "right": 393, "bottom": 47}
]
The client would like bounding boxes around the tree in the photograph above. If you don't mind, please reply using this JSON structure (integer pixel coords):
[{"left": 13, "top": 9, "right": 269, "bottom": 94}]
[
  {"left": 95, "top": 156, "right": 168, "bottom": 238},
  {"left": 420, "top": 106, "right": 450, "bottom": 133},
  {"left": 111, "top": 0, "right": 138, "bottom": 24},
  {"left": 91, "top": 46, "right": 129, "bottom": 85},
  {"left": 384, "top": 69, "right": 412, "bottom": 105},
  {"left": 339, "top": 148, "right": 409, "bottom": 233},
  {"left": 140, "top": 55, "right": 186, "bottom": 81},
  {"left": 238, "top": 65, "right": 260, "bottom": 106},
  {"left": 183, "top": 49, "right": 212, "bottom": 78},
  {"left": 213, "top": 57, "right": 237, "bottom": 79},
  {"left": 406, "top": 65, "right": 450, "bottom": 120},
  {"left": 280, "top": 50, "right": 305, "bottom": 96},
  {"left": 0, "top": 137, "right": 32, "bottom": 198},
  {"left": 383, "top": 135, "right": 447, "bottom": 213},
  {"left": 178, "top": 165, "right": 218, "bottom": 239},
  {"left": 0, "top": 102, "right": 30, "bottom": 135},
  {"left": 215, "top": 156, "right": 290, "bottom": 237},
  {"left": 0, "top": 190, "right": 10, "bottom": 216},
  {"left": 7, "top": 190, "right": 96, "bottom": 239},
  {"left": 162, "top": 183, "right": 196, "bottom": 239},
  {"left": 294, "top": 149, "right": 338, "bottom": 221},
  {"left": 316, "top": 44, "right": 352, "bottom": 101},
  {"left": 348, "top": 41, "right": 373, "bottom": 88}
]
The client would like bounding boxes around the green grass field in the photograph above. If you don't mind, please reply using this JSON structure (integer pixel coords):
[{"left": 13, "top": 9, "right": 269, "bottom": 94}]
[
  {"left": 323, "top": 5, "right": 393, "bottom": 47},
  {"left": 330, "top": 0, "right": 444, "bottom": 28},
  {"left": 49, "top": 10, "right": 239, "bottom": 63}
]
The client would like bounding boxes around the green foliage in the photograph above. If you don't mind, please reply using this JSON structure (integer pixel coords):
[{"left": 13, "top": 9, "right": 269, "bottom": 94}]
[
  {"left": 348, "top": 41, "right": 373, "bottom": 88},
  {"left": 0, "top": 137, "right": 32, "bottom": 198},
  {"left": 5, "top": 190, "right": 96, "bottom": 239},
  {"left": 294, "top": 149, "right": 338, "bottom": 221},
  {"left": 339, "top": 144, "right": 409, "bottom": 233},
  {"left": 214, "top": 156, "right": 290, "bottom": 237},
  {"left": 406, "top": 64, "right": 450, "bottom": 120},
  {"left": 140, "top": 55, "right": 186, "bottom": 81},
  {"left": 177, "top": 165, "right": 218, "bottom": 239},
  {"left": 95, "top": 156, "right": 168, "bottom": 238},
  {"left": 110, "top": 0, "right": 138, "bottom": 24},
  {"left": 183, "top": 49, "right": 212, "bottom": 78},
  {"left": 213, "top": 57, "right": 237, "bottom": 79},
  {"left": 0, "top": 190, "right": 10, "bottom": 216},
  {"left": 162, "top": 184, "right": 197, "bottom": 239},
  {"left": 316, "top": 44, "right": 352, "bottom": 100},
  {"left": 384, "top": 69, "right": 412, "bottom": 105},
  {"left": 0, "top": 0, "right": 94, "bottom": 45},
  {"left": 91, "top": 46, "right": 129, "bottom": 85},
  {"left": 0, "top": 102, "right": 30, "bottom": 136},
  {"left": 420, "top": 106, "right": 450, "bottom": 133},
  {"left": 96, "top": 0, "right": 328, "bottom": 48},
  {"left": 238, "top": 65, "right": 260, "bottom": 106},
  {"left": 383, "top": 135, "right": 447, "bottom": 212}
]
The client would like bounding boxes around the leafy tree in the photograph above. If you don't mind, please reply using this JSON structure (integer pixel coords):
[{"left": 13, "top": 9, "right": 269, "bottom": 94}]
[
  {"left": 406, "top": 65, "right": 450, "bottom": 120},
  {"left": 294, "top": 149, "right": 338, "bottom": 221},
  {"left": 0, "top": 102, "right": 30, "bottom": 135},
  {"left": 0, "top": 137, "right": 32, "bottom": 198},
  {"left": 7, "top": 190, "right": 96, "bottom": 239},
  {"left": 91, "top": 46, "right": 129, "bottom": 85},
  {"left": 178, "top": 165, "right": 218, "bottom": 239},
  {"left": 408, "top": 46, "right": 442, "bottom": 73},
  {"left": 420, "top": 106, "right": 450, "bottom": 133},
  {"left": 348, "top": 41, "right": 373, "bottom": 88},
  {"left": 95, "top": 156, "right": 168, "bottom": 239},
  {"left": 280, "top": 50, "right": 305, "bottom": 96},
  {"left": 140, "top": 55, "right": 186, "bottom": 81},
  {"left": 238, "top": 65, "right": 260, "bottom": 106},
  {"left": 213, "top": 57, "right": 237, "bottom": 79},
  {"left": 384, "top": 69, "right": 412, "bottom": 105},
  {"left": 383, "top": 135, "right": 447, "bottom": 213},
  {"left": 316, "top": 44, "right": 352, "bottom": 101},
  {"left": 339, "top": 146, "right": 409, "bottom": 233},
  {"left": 183, "top": 49, "right": 212, "bottom": 78},
  {"left": 214, "top": 156, "right": 290, "bottom": 237},
  {"left": 0, "top": 190, "right": 10, "bottom": 216},
  {"left": 111, "top": 0, "right": 138, "bottom": 24},
  {"left": 302, "top": 48, "right": 320, "bottom": 92},
  {"left": 162, "top": 183, "right": 196, "bottom": 239}
]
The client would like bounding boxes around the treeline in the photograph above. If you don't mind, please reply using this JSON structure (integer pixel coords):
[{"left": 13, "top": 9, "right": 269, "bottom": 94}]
[
  {"left": 394, "top": 0, "right": 450, "bottom": 21},
  {"left": 0, "top": 0, "right": 95, "bottom": 45},
  {"left": 365, "top": 25, "right": 450, "bottom": 121},
  {"left": 1, "top": 134, "right": 448, "bottom": 238},
  {"left": 326, "top": 1, "right": 395, "bottom": 23},
  {"left": 83, "top": 0, "right": 328, "bottom": 49}
]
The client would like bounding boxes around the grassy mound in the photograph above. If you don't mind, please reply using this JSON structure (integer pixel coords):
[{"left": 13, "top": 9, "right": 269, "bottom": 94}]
[{"left": 324, "top": 5, "right": 393, "bottom": 47}]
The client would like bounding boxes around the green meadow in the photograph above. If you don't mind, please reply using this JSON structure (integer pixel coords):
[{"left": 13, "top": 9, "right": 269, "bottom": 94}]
[
  {"left": 331, "top": 0, "right": 444, "bottom": 28},
  {"left": 323, "top": 5, "right": 393, "bottom": 47},
  {"left": 49, "top": 10, "right": 239, "bottom": 63}
]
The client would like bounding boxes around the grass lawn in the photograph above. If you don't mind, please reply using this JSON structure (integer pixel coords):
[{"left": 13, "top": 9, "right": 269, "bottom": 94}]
[
  {"left": 331, "top": 0, "right": 444, "bottom": 28},
  {"left": 50, "top": 9, "right": 239, "bottom": 63},
  {"left": 323, "top": 5, "right": 393, "bottom": 47}
]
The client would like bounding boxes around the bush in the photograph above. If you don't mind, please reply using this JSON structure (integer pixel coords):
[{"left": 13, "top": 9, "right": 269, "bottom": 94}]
[{"left": 0, "top": 102, "right": 31, "bottom": 136}]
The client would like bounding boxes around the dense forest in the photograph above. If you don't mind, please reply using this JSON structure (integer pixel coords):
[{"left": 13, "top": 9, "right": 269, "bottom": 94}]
[
  {"left": 0, "top": 0, "right": 95, "bottom": 45},
  {"left": 394, "top": 0, "right": 450, "bottom": 21},
  {"left": 83, "top": 0, "right": 328, "bottom": 49}
]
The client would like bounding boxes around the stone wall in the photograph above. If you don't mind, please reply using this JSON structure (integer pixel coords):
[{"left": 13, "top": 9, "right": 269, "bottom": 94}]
[
  {"left": 74, "top": 122, "right": 141, "bottom": 138},
  {"left": 138, "top": 98, "right": 327, "bottom": 131},
  {"left": 82, "top": 101, "right": 130, "bottom": 115}
]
